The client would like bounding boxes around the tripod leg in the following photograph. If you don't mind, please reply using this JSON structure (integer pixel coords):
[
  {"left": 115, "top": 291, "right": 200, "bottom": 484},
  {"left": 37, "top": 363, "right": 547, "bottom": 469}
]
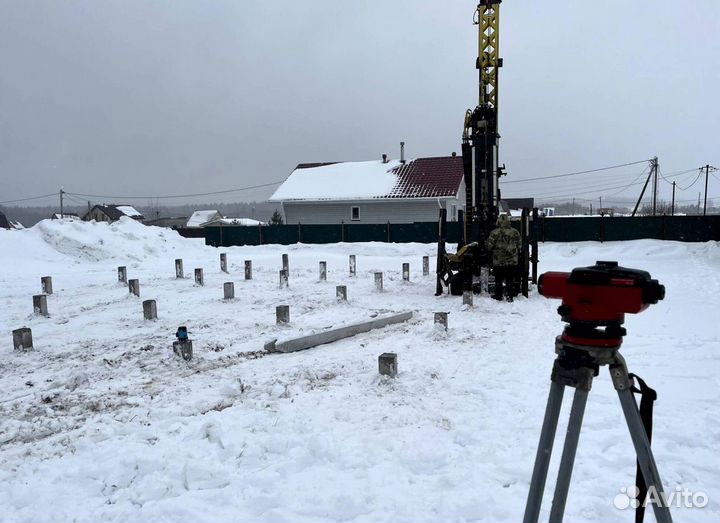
[
  {"left": 523, "top": 381, "right": 565, "bottom": 523},
  {"left": 549, "top": 388, "right": 589, "bottom": 523},
  {"left": 617, "top": 388, "right": 673, "bottom": 523}
]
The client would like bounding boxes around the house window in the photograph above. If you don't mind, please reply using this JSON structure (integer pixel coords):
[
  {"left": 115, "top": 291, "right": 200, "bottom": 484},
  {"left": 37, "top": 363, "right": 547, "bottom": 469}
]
[{"left": 351, "top": 206, "right": 360, "bottom": 221}]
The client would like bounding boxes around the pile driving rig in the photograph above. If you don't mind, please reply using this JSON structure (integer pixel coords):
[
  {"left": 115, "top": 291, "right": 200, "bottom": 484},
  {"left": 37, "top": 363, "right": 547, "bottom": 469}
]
[{"left": 436, "top": 0, "right": 537, "bottom": 297}]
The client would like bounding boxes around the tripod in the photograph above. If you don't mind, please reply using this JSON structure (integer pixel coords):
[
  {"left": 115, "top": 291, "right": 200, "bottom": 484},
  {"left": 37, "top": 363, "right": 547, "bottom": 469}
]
[{"left": 523, "top": 331, "right": 673, "bottom": 523}]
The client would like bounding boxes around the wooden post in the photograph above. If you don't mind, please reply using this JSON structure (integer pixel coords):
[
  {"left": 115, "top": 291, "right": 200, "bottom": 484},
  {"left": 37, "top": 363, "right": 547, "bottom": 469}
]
[
  {"left": 279, "top": 269, "right": 288, "bottom": 288},
  {"left": 402, "top": 263, "right": 410, "bottom": 282},
  {"left": 319, "top": 261, "right": 327, "bottom": 281},
  {"left": 173, "top": 339, "right": 193, "bottom": 361},
  {"left": 41, "top": 276, "right": 53, "bottom": 295},
  {"left": 220, "top": 253, "right": 228, "bottom": 273},
  {"left": 223, "top": 282, "right": 234, "bottom": 300},
  {"left": 276, "top": 305, "right": 290, "bottom": 325},
  {"left": 194, "top": 268, "right": 204, "bottom": 286},
  {"left": 378, "top": 353, "right": 398, "bottom": 377},
  {"left": 349, "top": 254, "right": 356, "bottom": 276},
  {"left": 175, "top": 259, "right": 184, "bottom": 279},
  {"left": 244, "top": 260, "right": 252, "bottom": 280},
  {"left": 118, "top": 266, "right": 127, "bottom": 284},
  {"left": 374, "top": 272, "right": 383, "bottom": 292},
  {"left": 434, "top": 312, "right": 448, "bottom": 331},
  {"left": 12, "top": 327, "right": 33, "bottom": 351},
  {"left": 463, "top": 290, "right": 473, "bottom": 307},
  {"left": 336, "top": 285, "right": 347, "bottom": 301},
  {"left": 143, "top": 299, "right": 157, "bottom": 320},
  {"left": 282, "top": 253, "right": 289, "bottom": 274},
  {"left": 423, "top": 256, "right": 429, "bottom": 277},
  {"left": 128, "top": 279, "right": 140, "bottom": 297}
]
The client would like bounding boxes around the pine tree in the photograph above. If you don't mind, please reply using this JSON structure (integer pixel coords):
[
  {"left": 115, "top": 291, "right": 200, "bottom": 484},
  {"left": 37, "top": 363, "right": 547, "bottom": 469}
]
[{"left": 270, "top": 209, "right": 284, "bottom": 225}]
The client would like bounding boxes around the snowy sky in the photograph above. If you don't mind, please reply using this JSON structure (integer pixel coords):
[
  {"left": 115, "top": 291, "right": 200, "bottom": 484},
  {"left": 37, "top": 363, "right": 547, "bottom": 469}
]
[{"left": 0, "top": 0, "right": 718, "bottom": 207}]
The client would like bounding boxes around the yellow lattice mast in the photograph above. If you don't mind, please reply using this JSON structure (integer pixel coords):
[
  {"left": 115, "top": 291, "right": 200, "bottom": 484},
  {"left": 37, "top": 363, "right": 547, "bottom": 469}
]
[
  {"left": 462, "top": 0, "right": 503, "bottom": 250},
  {"left": 478, "top": 2, "right": 500, "bottom": 109}
]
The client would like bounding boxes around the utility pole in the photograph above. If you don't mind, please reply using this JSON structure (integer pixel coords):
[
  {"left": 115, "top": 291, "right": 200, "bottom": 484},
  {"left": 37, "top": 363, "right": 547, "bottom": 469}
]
[
  {"left": 599, "top": 196, "right": 602, "bottom": 210},
  {"left": 671, "top": 182, "right": 676, "bottom": 216},
  {"left": 60, "top": 188, "right": 64, "bottom": 219},
  {"left": 632, "top": 157, "right": 656, "bottom": 217},
  {"left": 651, "top": 156, "right": 659, "bottom": 216},
  {"left": 703, "top": 164, "right": 717, "bottom": 216}
]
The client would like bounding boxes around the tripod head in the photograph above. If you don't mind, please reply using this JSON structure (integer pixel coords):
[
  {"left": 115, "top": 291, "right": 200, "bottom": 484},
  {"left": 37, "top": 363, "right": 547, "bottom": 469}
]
[{"left": 538, "top": 261, "right": 665, "bottom": 347}]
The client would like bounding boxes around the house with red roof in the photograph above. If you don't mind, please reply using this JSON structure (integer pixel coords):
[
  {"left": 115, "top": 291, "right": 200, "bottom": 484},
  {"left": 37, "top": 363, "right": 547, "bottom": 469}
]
[{"left": 269, "top": 155, "right": 466, "bottom": 224}]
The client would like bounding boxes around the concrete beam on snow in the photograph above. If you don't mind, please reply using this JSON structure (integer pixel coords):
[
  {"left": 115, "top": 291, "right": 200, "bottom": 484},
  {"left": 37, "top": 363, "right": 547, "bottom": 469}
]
[{"left": 264, "top": 311, "right": 413, "bottom": 353}]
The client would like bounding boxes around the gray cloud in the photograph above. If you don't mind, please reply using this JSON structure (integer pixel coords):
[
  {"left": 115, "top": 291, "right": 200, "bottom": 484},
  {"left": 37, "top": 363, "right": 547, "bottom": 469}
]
[{"left": 1, "top": 0, "right": 718, "bottom": 207}]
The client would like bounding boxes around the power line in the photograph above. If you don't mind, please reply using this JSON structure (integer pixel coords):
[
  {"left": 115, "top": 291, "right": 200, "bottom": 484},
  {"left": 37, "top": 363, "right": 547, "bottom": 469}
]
[
  {"left": 503, "top": 159, "right": 650, "bottom": 184},
  {"left": 673, "top": 171, "right": 703, "bottom": 191},
  {"left": 0, "top": 193, "right": 58, "bottom": 205},
  {"left": 525, "top": 168, "right": 707, "bottom": 201},
  {"left": 65, "top": 180, "right": 284, "bottom": 201},
  {"left": 603, "top": 165, "right": 650, "bottom": 199}
]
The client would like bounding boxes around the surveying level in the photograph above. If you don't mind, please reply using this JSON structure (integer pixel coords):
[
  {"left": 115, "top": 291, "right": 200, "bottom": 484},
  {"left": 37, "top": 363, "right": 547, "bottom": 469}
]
[{"left": 523, "top": 261, "right": 672, "bottom": 523}]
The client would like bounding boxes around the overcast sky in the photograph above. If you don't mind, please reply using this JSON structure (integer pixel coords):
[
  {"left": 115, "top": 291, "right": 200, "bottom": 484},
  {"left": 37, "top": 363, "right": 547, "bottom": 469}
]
[{"left": 1, "top": 0, "right": 718, "bottom": 208}]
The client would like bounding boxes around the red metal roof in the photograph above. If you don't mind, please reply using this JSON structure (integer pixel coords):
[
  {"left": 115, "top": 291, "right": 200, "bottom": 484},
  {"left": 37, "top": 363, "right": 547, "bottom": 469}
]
[{"left": 387, "top": 156, "right": 464, "bottom": 198}]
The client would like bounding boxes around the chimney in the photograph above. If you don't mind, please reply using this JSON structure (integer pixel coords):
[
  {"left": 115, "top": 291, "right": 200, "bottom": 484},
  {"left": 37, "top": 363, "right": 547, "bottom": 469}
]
[
  {"left": 382, "top": 153, "right": 388, "bottom": 164},
  {"left": 400, "top": 142, "right": 406, "bottom": 164}
]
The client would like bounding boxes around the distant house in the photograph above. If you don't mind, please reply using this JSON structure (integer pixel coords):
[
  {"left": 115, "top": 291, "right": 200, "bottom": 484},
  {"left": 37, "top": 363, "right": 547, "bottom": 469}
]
[
  {"left": 144, "top": 216, "right": 188, "bottom": 229},
  {"left": 82, "top": 205, "right": 145, "bottom": 223},
  {"left": 51, "top": 212, "right": 79, "bottom": 220},
  {"left": 186, "top": 210, "right": 223, "bottom": 228},
  {"left": 0, "top": 211, "right": 24, "bottom": 229},
  {"left": 269, "top": 156, "right": 466, "bottom": 224},
  {"left": 0, "top": 211, "right": 11, "bottom": 229},
  {"left": 200, "top": 217, "right": 265, "bottom": 227}
]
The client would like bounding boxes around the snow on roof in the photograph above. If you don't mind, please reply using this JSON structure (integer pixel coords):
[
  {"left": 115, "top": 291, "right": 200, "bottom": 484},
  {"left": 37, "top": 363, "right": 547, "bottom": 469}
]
[
  {"left": 187, "top": 210, "right": 222, "bottom": 228},
  {"left": 270, "top": 160, "right": 400, "bottom": 201},
  {"left": 115, "top": 206, "right": 143, "bottom": 218},
  {"left": 270, "top": 156, "right": 465, "bottom": 202},
  {"left": 201, "top": 217, "right": 264, "bottom": 227}
]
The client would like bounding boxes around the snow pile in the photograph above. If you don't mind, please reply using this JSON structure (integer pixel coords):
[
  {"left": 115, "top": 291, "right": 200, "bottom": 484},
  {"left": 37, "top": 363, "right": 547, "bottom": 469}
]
[
  {"left": 0, "top": 217, "right": 202, "bottom": 265},
  {"left": 269, "top": 160, "right": 402, "bottom": 201},
  {"left": 0, "top": 220, "right": 718, "bottom": 522}
]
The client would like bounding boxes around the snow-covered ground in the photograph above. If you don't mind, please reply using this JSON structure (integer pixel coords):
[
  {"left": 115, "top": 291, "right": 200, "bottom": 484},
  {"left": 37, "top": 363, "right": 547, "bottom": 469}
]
[{"left": 1, "top": 218, "right": 718, "bottom": 522}]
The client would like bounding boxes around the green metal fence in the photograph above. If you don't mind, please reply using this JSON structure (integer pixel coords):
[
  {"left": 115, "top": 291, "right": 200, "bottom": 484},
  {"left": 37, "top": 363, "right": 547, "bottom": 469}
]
[{"left": 204, "top": 216, "right": 720, "bottom": 247}]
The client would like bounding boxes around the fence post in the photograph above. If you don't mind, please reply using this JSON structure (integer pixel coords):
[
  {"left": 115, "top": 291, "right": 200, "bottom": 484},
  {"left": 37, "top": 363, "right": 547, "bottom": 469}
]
[
  {"left": 531, "top": 208, "right": 539, "bottom": 284},
  {"left": 386, "top": 221, "right": 391, "bottom": 242},
  {"left": 521, "top": 208, "right": 530, "bottom": 298}
]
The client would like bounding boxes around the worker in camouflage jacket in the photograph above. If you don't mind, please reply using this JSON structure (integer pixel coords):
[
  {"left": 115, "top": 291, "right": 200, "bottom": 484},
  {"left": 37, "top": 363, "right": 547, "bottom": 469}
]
[{"left": 486, "top": 213, "right": 521, "bottom": 301}]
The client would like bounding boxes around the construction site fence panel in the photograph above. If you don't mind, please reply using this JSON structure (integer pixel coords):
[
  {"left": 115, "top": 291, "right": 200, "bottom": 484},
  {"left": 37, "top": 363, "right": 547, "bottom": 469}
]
[{"left": 204, "top": 216, "right": 720, "bottom": 247}]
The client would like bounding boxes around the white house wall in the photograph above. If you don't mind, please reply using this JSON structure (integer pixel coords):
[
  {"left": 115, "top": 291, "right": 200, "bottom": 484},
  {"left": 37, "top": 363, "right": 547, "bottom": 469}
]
[{"left": 282, "top": 197, "right": 463, "bottom": 225}]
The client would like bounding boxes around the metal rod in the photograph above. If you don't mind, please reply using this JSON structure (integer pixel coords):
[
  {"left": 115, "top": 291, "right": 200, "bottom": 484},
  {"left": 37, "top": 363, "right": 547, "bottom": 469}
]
[
  {"left": 523, "top": 381, "right": 565, "bottom": 523},
  {"left": 549, "top": 388, "right": 589, "bottom": 522},
  {"left": 617, "top": 388, "right": 673, "bottom": 523}
]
